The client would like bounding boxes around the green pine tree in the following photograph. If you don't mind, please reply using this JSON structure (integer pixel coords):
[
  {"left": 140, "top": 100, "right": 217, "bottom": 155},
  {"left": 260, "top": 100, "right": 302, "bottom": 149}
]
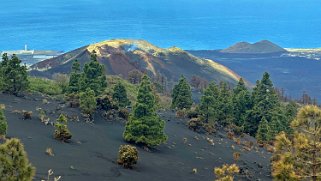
[
  {"left": 199, "top": 82, "right": 219, "bottom": 123},
  {"left": 80, "top": 51, "right": 107, "bottom": 95},
  {"left": 285, "top": 101, "right": 298, "bottom": 121},
  {"left": 233, "top": 78, "right": 247, "bottom": 94},
  {"left": 0, "top": 107, "right": 8, "bottom": 138},
  {"left": 112, "top": 82, "right": 131, "bottom": 108},
  {"left": 79, "top": 88, "right": 97, "bottom": 118},
  {"left": 216, "top": 82, "right": 234, "bottom": 125},
  {"left": 123, "top": 75, "right": 167, "bottom": 147},
  {"left": 0, "top": 54, "right": 9, "bottom": 89},
  {"left": 68, "top": 59, "right": 81, "bottom": 93},
  {"left": 171, "top": 76, "right": 193, "bottom": 110},
  {"left": 256, "top": 117, "right": 271, "bottom": 142},
  {"left": 0, "top": 54, "right": 29, "bottom": 95},
  {"left": 245, "top": 72, "right": 280, "bottom": 135},
  {"left": 231, "top": 78, "right": 252, "bottom": 127},
  {"left": 0, "top": 138, "right": 35, "bottom": 181}
]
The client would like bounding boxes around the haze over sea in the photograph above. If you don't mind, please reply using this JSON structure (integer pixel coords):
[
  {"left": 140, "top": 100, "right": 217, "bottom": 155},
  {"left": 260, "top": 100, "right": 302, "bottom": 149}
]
[{"left": 1, "top": 0, "right": 320, "bottom": 51}]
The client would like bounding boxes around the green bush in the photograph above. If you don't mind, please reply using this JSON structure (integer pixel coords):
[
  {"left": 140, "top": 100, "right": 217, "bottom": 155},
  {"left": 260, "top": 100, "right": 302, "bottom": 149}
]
[
  {"left": 117, "top": 145, "right": 138, "bottom": 169},
  {"left": 187, "top": 118, "right": 203, "bottom": 132},
  {"left": 0, "top": 108, "right": 7, "bottom": 137}
]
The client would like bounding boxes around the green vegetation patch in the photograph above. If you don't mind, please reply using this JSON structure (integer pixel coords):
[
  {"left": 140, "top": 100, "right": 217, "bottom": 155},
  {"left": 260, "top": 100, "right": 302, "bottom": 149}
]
[
  {"left": 106, "top": 76, "right": 139, "bottom": 105},
  {"left": 28, "top": 77, "right": 62, "bottom": 95}
]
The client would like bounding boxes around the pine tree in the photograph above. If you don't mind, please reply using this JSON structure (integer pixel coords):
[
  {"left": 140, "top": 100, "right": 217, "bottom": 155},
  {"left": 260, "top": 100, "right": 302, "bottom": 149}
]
[
  {"left": 216, "top": 82, "right": 234, "bottom": 125},
  {"left": 0, "top": 54, "right": 29, "bottom": 95},
  {"left": 199, "top": 82, "right": 219, "bottom": 123},
  {"left": 0, "top": 107, "right": 8, "bottom": 138},
  {"left": 171, "top": 76, "right": 193, "bottom": 110},
  {"left": 0, "top": 138, "right": 35, "bottom": 181},
  {"left": 231, "top": 78, "right": 252, "bottom": 127},
  {"left": 272, "top": 105, "right": 321, "bottom": 181},
  {"left": 123, "top": 75, "right": 167, "bottom": 147},
  {"left": 284, "top": 101, "right": 298, "bottom": 122},
  {"left": 112, "top": 82, "right": 130, "bottom": 108},
  {"left": 80, "top": 51, "right": 107, "bottom": 95},
  {"left": 68, "top": 59, "right": 81, "bottom": 93},
  {"left": 233, "top": 78, "right": 247, "bottom": 94},
  {"left": 0, "top": 54, "right": 9, "bottom": 89},
  {"left": 269, "top": 107, "right": 289, "bottom": 137},
  {"left": 245, "top": 72, "right": 280, "bottom": 135},
  {"left": 79, "top": 88, "right": 97, "bottom": 118},
  {"left": 256, "top": 117, "right": 271, "bottom": 142}
]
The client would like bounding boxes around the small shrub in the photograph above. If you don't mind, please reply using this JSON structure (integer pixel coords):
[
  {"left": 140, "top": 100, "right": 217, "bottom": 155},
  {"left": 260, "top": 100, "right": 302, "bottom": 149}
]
[
  {"left": 192, "top": 168, "right": 198, "bottom": 174},
  {"left": 38, "top": 109, "right": 50, "bottom": 125},
  {"left": 103, "top": 110, "right": 118, "bottom": 120},
  {"left": 228, "top": 124, "right": 244, "bottom": 136},
  {"left": 97, "top": 96, "right": 118, "bottom": 111},
  {"left": 176, "top": 109, "right": 187, "bottom": 118},
  {"left": 117, "top": 145, "right": 138, "bottom": 169},
  {"left": 227, "top": 132, "right": 234, "bottom": 140},
  {"left": 66, "top": 93, "right": 80, "bottom": 108},
  {"left": 187, "top": 118, "right": 203, "bottom": 132},
  {"left": 22, "top": 111, "right": 32, "bottom": 120},
  {"left": 187, "top": 109, "right": 199, "bottom": 119},
  {"left": 45, "top": 147, "right": 54, "bottom": 156},
  {"left": 265, "top": 144, "right": 274, "bottom": 153},
  {"left": 54, "top": 114, "right": 72, "bottom": 142},
  {"left": 42, "top": 99, "right": 49, "bottom": 104},
  {"left": 234, "top": 138, "right": 241, "bottom": 145},
  {"left": 118, "top": 108, "right": 129, "bottom": 120},
  {"left": 214, "top": 164, "right": 239, "bottom": 181},
  {"left": 204, "top": 123, "right": 215, "bottom": 134},
  {"left": 206, "top": 137, "right": 215, "bottom": 146},
  {"left": 233, "top": 152, "right": 241, "bottom": 162},
  {"left": 242, "top": 141, "right": 254, "bottom": 151}
]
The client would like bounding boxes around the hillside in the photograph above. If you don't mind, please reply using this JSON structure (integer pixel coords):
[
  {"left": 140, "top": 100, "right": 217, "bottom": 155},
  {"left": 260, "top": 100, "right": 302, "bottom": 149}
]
[
  {"left": 1, "top": 93, "right": 272, "bottom": 181},
  {"left": 221, "top": 40, "right": 287, "bottom": 54},
  {"left": 30, "top": 39, "right": 241, "bottom": 85},
  {"left": 188, "top": 49, "right": 321, "bottom": 102}
]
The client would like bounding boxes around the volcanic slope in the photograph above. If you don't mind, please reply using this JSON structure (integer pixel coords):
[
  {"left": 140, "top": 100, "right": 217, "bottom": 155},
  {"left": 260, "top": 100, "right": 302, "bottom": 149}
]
[
  {"left": 31, "top": 39, "right": 241, "bottom": 85},
  {"left": 1, "top": 93, "right": 272, "bottom": 181}
]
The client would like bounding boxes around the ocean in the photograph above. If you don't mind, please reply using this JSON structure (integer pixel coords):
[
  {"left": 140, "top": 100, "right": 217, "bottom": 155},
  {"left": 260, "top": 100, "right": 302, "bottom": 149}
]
[{"left": 0, "top": 0, "right": 320, "bottom": 51}]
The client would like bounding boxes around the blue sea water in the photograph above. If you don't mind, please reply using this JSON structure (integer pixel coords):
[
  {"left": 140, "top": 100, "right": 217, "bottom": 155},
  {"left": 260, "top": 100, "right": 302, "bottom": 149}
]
[{"left": 0, "top": 0, "right": 321, "bottom": 51}]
